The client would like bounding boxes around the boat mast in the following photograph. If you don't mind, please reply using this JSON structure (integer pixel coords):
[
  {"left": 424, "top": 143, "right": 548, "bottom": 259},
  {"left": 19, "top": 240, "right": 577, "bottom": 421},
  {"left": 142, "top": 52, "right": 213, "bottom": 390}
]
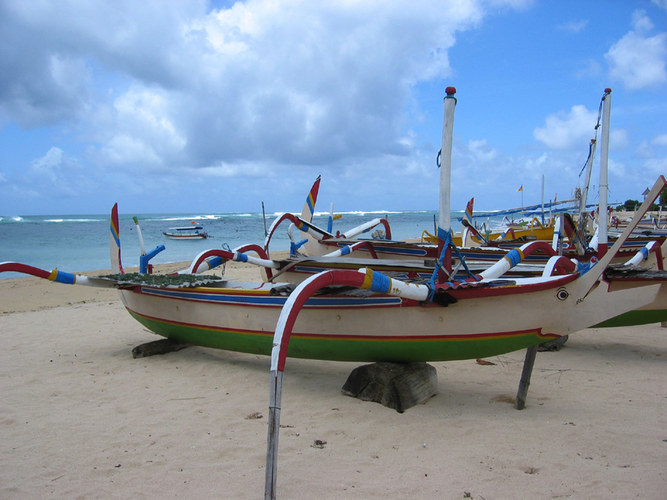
[
  {"left": 598, "top": 88, "right": 611, "bottom": 257},
  {"left": 579, "top": 139, "right": 596, "bottom": 216},
  {"left": 577, "top": 138, "right": 597, "bottom": 243},
  {"left": 541, "top": 174, "right": 545, "bottom": 224},
  {"left": 437, "top": 87, "right": 457, "bottom": 279}
]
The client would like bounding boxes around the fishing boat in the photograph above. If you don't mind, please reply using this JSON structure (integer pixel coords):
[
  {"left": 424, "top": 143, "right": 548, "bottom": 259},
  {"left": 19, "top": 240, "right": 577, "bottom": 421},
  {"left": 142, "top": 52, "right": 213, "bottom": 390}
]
[
  {"left": 2, "top": 87, "right": 662, "bottom": 362},
  {"left": 267, "top": 92, "right": 663, "bottom": 273},
  {"left": 162, "top": 224, "right": 209, "bottom": 240},
  {"left": 2, "top": 87, "right": 665, "bottom": 499}
]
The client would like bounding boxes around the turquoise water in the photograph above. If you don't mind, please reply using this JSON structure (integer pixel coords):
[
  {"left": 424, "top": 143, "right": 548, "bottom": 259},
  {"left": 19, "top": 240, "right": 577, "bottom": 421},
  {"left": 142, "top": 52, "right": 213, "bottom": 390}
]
[{"left": 1, "top": 210, "right": 466, "bottom": 279}]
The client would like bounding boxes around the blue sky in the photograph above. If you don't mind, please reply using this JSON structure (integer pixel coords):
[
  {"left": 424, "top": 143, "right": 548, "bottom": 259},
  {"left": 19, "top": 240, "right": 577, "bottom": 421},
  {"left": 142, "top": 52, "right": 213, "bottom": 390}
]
[{"left": 1, "top": 0, "right": 665, "bottom": 216}]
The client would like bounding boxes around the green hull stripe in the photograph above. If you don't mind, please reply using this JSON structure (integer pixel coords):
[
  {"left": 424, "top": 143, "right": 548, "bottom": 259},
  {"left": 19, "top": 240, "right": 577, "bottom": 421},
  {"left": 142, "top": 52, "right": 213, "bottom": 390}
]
[
  {"left": 127, "top": 310, "right": 558, "bottom": 363},
  {"left": 593, "top": 309, "right": 667, "bottom": 328}
]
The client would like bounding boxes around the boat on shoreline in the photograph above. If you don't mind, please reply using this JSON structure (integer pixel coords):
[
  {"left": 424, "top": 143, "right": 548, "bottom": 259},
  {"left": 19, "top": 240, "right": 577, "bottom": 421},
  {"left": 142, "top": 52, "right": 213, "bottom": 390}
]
[
  {"left": 3, "top": 87, "right": 663, "bottom": 361},
  {"left": 162, "top": 224, "right": 209, "bottom": 240},
  {"left": 3, "top": 86, "right": 666, "bottom": 499}
]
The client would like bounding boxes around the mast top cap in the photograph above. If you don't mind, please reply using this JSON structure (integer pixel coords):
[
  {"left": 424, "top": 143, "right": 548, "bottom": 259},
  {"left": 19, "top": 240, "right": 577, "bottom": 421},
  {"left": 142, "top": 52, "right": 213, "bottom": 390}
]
[
  {"left": 445, "top": 86, "right": 456, "bottom": 96},
  {"left": 604, "top": 88, "right": 612, "bottom": 93}
]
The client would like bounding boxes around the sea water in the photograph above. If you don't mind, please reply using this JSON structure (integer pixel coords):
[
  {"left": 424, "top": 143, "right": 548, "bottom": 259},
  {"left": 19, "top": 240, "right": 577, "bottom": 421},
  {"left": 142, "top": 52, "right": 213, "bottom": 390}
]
[{"left": 0, "top": 210, "right": 474, "bottom": 279}]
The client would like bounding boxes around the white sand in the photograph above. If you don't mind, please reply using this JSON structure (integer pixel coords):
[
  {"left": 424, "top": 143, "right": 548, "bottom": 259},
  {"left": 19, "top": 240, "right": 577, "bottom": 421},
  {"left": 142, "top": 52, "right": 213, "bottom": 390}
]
[{"left": 1, "top": 262, "right": 665, "bottom": 499}]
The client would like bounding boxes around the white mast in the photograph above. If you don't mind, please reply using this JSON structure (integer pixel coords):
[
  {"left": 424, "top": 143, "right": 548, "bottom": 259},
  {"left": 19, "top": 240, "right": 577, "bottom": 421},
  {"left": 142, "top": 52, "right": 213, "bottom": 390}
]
[
  {"left": 598, "top": 88, "right": 611, "bottom": 256},
  {"left": 541, "top": 174, "right": 545, "bottom": 224},
  {"left": 437, "top": 86, "right": 457, "bottom": 276},
  {"left": 579, "top": 139, "right": 596, "bottom": 216}
]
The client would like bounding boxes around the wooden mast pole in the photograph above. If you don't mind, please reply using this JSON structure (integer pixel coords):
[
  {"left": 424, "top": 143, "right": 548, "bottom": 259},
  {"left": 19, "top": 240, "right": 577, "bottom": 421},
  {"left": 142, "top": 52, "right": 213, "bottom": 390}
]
[
  {"left": 437, "top": 87, "right": 457, "bottom": 281},
  {"left": 598, "top": 88, "right": 612, "bottom": 257}
]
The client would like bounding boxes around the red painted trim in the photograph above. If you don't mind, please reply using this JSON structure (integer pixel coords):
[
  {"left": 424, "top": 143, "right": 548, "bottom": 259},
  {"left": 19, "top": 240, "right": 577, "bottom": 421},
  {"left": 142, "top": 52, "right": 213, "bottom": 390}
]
[
  {"left": 445, "top": 273, "right": 578, "bottom": 299},
  {"left": 0, "top": 262, "right": 51, "bottom": 280},
  {"left": 349, "top": 241, "right": 378, "bottom": 258},
  {"left": 128, "top": 305, "right": 559, "bottom": 343},
  {"left": 276, "top": 270, "right": 366, "bottom": 371},
  {"left": 190, "top": 249, "right": 234, "bottom": 272},
  {"left": 235, "top": 243, "right": 270, "bottom": 260},
  {"left": 126, "top": 306, "right": 272, "bottom": 336},
  {"left": 378, "top": 218, "right": 392, "bottom": 240}
]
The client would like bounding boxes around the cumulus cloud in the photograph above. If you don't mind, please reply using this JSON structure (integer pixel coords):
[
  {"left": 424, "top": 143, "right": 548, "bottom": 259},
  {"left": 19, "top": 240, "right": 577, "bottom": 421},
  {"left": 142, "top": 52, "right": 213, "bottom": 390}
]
[
  {"left": 605, "top": 10, "right": 667, "bottom": 90},
  {"left": 533, "top": 102, "right": 630, "bottom": 153},
  {"left": 0, "top": 0, "right": 496, "bottom": 176},
  {"left": 533, "top": 105, "right": 598, "bottom": 150}
]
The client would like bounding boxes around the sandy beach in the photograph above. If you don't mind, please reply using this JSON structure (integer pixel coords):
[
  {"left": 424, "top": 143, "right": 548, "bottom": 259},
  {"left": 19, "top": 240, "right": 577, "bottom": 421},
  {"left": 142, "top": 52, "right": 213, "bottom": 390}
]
[{"left": 1, "top": 262, "right": 665, "bottom": 499}]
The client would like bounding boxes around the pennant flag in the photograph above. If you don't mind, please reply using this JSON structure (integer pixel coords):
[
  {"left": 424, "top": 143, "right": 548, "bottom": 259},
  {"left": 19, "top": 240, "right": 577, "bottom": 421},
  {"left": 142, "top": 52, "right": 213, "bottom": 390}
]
[
  {"left": 516, "top": 185, "right": 523, "bottom": 192},
  {"left": 300, "top": 175, "right": 321, "bottom": 223},
  {"left": 464, "top": 197, "right": 474, "bottom": 225},
  {"left": 109, "top": 203, "right": 124, "bottom": 274}
]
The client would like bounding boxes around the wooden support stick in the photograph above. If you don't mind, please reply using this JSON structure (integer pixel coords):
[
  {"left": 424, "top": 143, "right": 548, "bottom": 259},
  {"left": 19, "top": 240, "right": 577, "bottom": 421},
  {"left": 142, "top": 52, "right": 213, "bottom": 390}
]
[
  {"left": 515, "top": 345, "right": 538, "bottom": 410},
  {"left": 131, "top": 338, "right": 190, "bottom": 358},
  {"left": 265, "top": 370, "right": 283, "bottom": 500}
]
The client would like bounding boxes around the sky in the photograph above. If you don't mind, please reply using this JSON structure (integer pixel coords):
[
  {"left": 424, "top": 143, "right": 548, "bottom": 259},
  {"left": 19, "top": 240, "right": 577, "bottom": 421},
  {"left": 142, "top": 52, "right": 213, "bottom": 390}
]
[{"left": 0, "top": 0, "right": 666, "bottom": 216}]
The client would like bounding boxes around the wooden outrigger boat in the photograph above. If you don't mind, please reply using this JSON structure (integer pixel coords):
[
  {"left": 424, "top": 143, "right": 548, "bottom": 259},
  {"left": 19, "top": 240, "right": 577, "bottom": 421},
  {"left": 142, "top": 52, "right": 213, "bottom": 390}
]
[
  {"left": 260, "top": 90, "right": 664, "bottom": 286},
  {"left": 1, "top": 88, "right": 662, "bottom": 363},
  {"left": 1, "top": 87, "right": 664, "bottom": 498}
]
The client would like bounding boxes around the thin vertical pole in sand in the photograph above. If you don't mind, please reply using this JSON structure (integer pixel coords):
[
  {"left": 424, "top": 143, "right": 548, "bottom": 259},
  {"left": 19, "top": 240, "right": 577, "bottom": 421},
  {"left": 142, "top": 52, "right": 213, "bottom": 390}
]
[
  {"left": 264, "top": 269, "right": 431, "bottom": 498},
  {"left": 515, "top": 345, "right": 538, "bottom": 410},
  {"left": 265, "top": 370, "right": 283, "bottom": 499}
]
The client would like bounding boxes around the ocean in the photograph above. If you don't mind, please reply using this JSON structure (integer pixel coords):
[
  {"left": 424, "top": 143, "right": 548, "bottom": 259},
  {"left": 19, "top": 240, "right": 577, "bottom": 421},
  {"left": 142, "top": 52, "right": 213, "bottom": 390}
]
[{"left": 0, "top": 210, "right": 475, "bottom": 280}]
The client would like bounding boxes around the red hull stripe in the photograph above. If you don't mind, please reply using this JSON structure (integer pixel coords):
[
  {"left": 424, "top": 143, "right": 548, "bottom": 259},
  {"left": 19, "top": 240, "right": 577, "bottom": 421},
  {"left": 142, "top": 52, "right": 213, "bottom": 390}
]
[{"left": 125, "top": 306, "right": 559, "bottom": 342}]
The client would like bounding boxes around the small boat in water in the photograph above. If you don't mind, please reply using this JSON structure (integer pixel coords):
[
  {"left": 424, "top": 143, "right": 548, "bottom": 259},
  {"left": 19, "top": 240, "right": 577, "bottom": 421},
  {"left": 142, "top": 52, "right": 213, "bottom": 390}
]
[{"left": 163, "top": 224, "right": 209, "bottom": 240}]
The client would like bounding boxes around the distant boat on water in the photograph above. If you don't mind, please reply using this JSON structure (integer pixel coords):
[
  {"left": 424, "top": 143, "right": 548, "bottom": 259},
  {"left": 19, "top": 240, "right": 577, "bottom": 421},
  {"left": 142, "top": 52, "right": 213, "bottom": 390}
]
[{"left": 162, "top": 223, "right": 209, "bottom": 240}]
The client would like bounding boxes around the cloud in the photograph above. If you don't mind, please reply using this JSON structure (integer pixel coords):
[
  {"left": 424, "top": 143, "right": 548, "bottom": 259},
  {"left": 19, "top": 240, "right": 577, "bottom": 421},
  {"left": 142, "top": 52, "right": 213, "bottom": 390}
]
[
  {"left": 652, "top": 133, "right": 667, "bottom": 146},
  {"left": 605, "top": 10, "right": 667, "bottom": 90},
  {"left": 644, "top": 157, "right": 667, "bottom": 177},
  {"left": 3, "top": 147, "right": 99, "bottom": 200},
  {"left": 0, "top": 0, "right": 497, "bottom": 176},
  {"left": 466, "top": 139, "right": 498, "bottom": 163},
  {"left": 533, "top": 102, "right": 630, "bottom": 154},
  {"left": 533, "top": 105, "right": 598, "bottom": 150},
  {"left": 636, "top": 132, "right": 667, "bottom": 158},
  {"left": 557, "top": 20, "right": 588, "bottom": 33},
  {"left": 94, "top": 86, "right": 187, "bottom": 169}
]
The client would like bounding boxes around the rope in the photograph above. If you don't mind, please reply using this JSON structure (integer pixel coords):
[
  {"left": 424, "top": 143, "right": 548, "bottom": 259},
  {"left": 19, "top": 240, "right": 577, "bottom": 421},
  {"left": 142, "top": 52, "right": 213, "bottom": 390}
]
[{"left": 426, "top": 229, "right": 480, "bottom": 301}]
